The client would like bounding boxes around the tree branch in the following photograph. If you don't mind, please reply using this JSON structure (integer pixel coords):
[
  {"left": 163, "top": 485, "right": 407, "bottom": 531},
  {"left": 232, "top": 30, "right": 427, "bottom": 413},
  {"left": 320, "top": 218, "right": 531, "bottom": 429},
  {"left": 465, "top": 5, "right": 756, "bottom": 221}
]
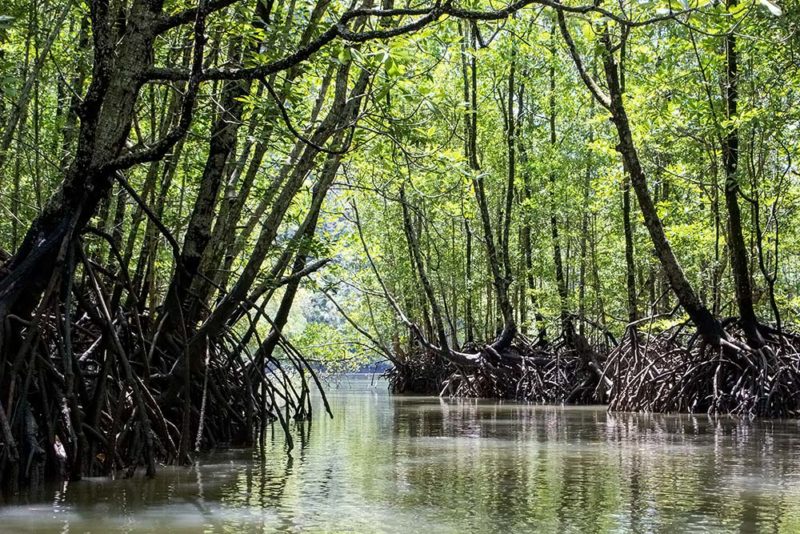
[
  {"left": 260, "top": 77, "right": 351, "bottom": 155},
  {"left": 555, "top": 6, "right": 611, "bottom": 110},
  {"left": 146, "top": 1, "right": 685, "bottom": 83},
  {"left": 104, "top": 1, "right": 208, "bottom": 171},
  {"left": 155, "top": 0, "right": 241, "bottom": 33}
]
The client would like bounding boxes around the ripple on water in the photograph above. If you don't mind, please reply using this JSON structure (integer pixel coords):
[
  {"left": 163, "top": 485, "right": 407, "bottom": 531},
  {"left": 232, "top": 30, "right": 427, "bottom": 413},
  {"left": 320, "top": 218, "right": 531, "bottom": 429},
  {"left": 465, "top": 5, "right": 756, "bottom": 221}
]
[{"left": 3, "top": 376, "right": 800, "bottom": 533}]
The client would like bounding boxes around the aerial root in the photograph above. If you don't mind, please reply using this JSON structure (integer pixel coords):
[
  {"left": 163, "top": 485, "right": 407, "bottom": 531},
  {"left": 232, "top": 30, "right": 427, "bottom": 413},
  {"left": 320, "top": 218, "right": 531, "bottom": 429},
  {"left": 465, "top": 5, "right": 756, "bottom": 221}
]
[
  {"left": 390, "top": 319, "right": 800, "bottom": 418},
  {"left": 387, "top": 323, "right": 612, "bottom": 404},
  {"left": 0, "top": 235, "right": 325, "bottom": 490},
  {"left": 605, "top": 322, "right": 800, "bottom": 417}
]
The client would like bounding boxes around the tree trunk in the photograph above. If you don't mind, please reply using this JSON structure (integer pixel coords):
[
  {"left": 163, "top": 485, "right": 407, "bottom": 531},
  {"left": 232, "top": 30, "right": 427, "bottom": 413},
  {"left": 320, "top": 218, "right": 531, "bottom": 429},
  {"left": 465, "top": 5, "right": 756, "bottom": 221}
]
[
  {"left": 547, "top": 30, "right": 569, "bottom": 332},
  {"left": 517, "top": 86, "right": 539, "bottom": 335},
  {"left": 599, "top": 34, "right": 722, "bottom": 344},
  {"left": 465, "top": 219, "right": 475, "bottom": 343},
  {"left": 0, "top": 1, "right": 162, "bottom": 319},
  {"left": 579, "top": 95, "right": 593, "bottom": 336},
  {"left": 162, "top": 69, "right": 250, "bottom": 333},
  {"left": 198, "top": 64, "right": 371, "bottom": 347},
  {"left": 462, "top": 23, "right": 515, "bottom": 348},
  {"left": 622, "top": 176, "right": 638, "bottom": 322},
  {"left": 252, "top": 141, "right": 345, "bottom": 366},
  {"left": 722, "top": 0, "right": 760, "bottom": 345},
  {"left": 470, "top": 41, "right": 515, "bottom": 348}
]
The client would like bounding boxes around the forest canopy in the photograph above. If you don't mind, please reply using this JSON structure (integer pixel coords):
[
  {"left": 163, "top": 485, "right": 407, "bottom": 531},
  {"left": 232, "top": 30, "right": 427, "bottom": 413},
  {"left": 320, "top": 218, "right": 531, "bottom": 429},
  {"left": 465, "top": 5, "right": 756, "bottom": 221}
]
[{"left": 0, "top": 0, "right": 798, "bottom": 488}]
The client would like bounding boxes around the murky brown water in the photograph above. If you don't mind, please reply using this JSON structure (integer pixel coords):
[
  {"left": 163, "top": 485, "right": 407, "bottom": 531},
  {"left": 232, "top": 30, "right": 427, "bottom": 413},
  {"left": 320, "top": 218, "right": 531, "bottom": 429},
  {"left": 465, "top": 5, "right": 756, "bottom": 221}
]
[{"left": 3, "top": 375, "right": 800, "bottom": 533}]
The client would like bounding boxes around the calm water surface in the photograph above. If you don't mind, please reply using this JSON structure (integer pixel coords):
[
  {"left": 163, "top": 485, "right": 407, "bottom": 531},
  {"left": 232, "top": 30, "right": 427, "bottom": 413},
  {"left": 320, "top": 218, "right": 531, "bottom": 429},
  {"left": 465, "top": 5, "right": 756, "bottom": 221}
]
[{"left": 3, "top": 375, "right": 800, "bottom": 533}]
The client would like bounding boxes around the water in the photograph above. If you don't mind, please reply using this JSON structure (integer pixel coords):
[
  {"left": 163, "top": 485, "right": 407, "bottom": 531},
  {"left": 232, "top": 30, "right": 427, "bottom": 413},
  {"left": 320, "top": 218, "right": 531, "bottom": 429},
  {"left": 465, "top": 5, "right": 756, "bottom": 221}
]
[{"left": 3, "top": 374, "right": 800, "bottom": 533}]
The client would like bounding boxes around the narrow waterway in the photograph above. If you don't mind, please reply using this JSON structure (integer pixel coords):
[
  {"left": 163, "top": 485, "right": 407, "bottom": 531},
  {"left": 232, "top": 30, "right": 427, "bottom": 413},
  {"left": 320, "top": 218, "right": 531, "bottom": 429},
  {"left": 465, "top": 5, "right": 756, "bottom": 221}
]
[{"left": 3, "top": 375, "right": 800, "bottom": 533}]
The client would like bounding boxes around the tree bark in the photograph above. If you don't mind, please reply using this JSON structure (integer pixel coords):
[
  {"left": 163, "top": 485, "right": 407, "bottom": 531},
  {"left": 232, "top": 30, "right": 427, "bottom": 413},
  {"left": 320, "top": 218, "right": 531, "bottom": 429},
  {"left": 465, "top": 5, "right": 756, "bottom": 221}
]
[
  {"left": 599, "top": 35, "right": 722, "bottom": 343},
  {"left": 0, "top": 1, "right": 163, "bottom": 318},
  {"left": 548, "top": 28, "right": 569, "bottom": 332},
  {"left": 722, "top": 0, "right": 760, "bottom": 345}
]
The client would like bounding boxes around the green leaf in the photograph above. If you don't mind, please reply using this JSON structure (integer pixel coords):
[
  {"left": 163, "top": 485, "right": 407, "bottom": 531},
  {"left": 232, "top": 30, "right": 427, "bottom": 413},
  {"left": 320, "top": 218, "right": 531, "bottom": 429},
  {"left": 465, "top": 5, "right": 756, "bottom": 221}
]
[{"left": 385, "top": 57, "right": 403, "bottom": 77}]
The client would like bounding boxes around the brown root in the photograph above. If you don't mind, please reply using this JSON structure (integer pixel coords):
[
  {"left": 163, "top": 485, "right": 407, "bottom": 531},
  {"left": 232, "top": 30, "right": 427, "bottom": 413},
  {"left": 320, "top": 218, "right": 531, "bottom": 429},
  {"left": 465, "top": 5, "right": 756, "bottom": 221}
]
[
  {"left": 387, "top": 319, "right": 613, "bottom": 404},
  {"left": 605, "top": 321, "right": 800, "bottom": 417},
  {"left": 0, "top": 233, "right": 323, "bottom": 492},
  {"left": 388, "top": 316, "right": 800, "bottom": 420}
]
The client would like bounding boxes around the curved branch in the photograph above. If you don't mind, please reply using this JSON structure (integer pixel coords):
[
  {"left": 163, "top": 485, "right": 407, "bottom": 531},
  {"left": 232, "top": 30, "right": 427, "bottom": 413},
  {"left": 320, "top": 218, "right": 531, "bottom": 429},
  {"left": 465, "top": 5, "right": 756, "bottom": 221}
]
[
  {"left": 145, "top": 1, "right": 689, "bottom": 83},
  {"left": 556, "top": 6, "right": 611, "bottom": 109},
  {"left": 261, "top": 78, "right": 351, "bottom": 155}
]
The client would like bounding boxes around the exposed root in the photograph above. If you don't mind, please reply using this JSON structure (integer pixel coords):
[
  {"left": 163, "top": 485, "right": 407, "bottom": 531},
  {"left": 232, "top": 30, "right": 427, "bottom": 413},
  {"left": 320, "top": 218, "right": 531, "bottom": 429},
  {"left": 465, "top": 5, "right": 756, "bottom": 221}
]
[
  {"left": 385, "top": 348, "right": 451, "bottom": 395},
  {"left": 0, "top": 235, "right": 324, "bottom": 492},
  {"left": 605, "top": 321, "right": 800, "bottom": 417},
  {"left": 387, "top": 321, "right": 612, "bottom": 404},
  {"left": 388, "top": 317, "right": 800, "bottom": 420}
]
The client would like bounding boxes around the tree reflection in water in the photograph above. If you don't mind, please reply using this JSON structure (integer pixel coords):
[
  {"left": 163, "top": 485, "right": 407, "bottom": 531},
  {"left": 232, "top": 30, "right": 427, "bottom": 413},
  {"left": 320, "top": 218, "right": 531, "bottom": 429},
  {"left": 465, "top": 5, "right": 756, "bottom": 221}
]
[{"left": 2, "top": 376, "right": 799, "bottom": 532}]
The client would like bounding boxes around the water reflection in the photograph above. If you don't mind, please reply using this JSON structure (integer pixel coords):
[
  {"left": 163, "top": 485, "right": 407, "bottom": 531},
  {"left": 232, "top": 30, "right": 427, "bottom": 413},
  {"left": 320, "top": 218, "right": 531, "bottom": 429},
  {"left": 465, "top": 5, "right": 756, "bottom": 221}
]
[{"left": 3, "top": 376, "right": 800, "bottom": 532}]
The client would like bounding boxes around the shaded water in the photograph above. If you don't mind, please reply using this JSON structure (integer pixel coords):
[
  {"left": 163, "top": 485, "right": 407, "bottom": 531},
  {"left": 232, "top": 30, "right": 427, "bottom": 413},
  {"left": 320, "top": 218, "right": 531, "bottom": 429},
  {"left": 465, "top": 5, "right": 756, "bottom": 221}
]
[{"left": 3, "top": 374, "right": 800, "bottom": 533}]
